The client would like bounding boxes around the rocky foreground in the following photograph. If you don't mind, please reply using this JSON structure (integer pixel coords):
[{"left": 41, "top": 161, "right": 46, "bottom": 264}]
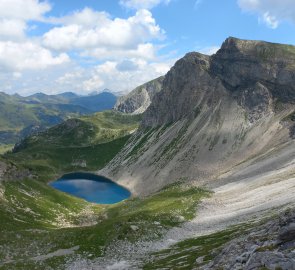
[{"left": 202, "top": 208, "right": 295, "bottom": 270}]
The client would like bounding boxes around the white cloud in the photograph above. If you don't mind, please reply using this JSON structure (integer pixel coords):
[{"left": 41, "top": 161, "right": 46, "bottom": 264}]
[
  {"left": 83, "top": 43, "right": 157, "bottom": 61},
  {"left": 56, "top": 71, "right": 83, "bottom": 85},
  {"left": 50, "top": 7, "right": 110, "bottom": 27},
  {"left": 13, "top": 72, "right": 22, "bottom": 78},
  {"left": 0, "top": 0, "right": 51, "bottom": 40},
  {"left": 53, "top": 59, "right": 173, "bottom": 94},
  {"left": 79, "top": 59, "right": 173, "bottom": 93},
  {"left": 116, "top": 60, "right": 139, "bottom": 71},
  {"left": 0, "top": 0, "right": 51, "bottom": 21},
  {"left": 0, "top": 3, "right": 173, "bottom": 96},
  {"left": 1, "top": 56, "right": 173, "bottom": 95},
  {"left": 262, "top": 12, "right": 279, "bottom": 29},
  {"left": 82, "top": 75, "right": 104, "bottom": 92},
  {"left": 0, "top": 19, "right": 27, "bottom": 40},
  {"left": 43, "top": 8, "right": 163, "bottom": 55},
  {"left": 0, "top": 41, "right": 69, "bottom": 71},
  {"left": 0, "top": 63, "right": 82, "bottom": 96},
  {"left": 238, "top": 0, "right": 295, "bottom": 28},
  {"left": 120, "top": 0, "right": 171, "bottom": 10},
  {"left": 0, "top": 1, "right": 69, "bottom": 74}
]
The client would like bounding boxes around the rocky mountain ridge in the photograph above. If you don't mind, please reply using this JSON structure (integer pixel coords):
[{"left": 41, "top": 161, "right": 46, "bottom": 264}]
[
  {"left": 143, "top": 37, "right": 295, "bottom": 127},
  {"left": 102, "top": 37, "right": 295, "bottom": 196}
]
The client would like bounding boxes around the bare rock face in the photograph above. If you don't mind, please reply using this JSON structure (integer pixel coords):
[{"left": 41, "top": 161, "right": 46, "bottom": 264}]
[
  {"left": 238, "top": 82, "right": 273, "bottom": 123},
  {"left": 200, "top": 209, "right": 295, "bottom": 270},
  {"left": 143, "top": 53, "right": 223, "bottom": 126},
  {"left": 0, "top": 158, "right": 31, "bottom": 182},
  {"left": 0, "top": 160, "right": 8, "bottom": 181},
  {"left": 114, "top": 76, "right": 164, "bottom": 114},
  {"left": 143, "top": 37, "right": 295, "bottom": 127},
  {"left": 211, "top": 37, "right": 295, "bottom": 102},
  {"left": 278, "top": 223, "right": 295, "bottom": 243},
  {"left": 102, "top": 37, "right": 295, "bottom": 196}
]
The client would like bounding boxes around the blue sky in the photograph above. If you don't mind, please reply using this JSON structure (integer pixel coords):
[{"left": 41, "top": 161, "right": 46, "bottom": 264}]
[{"left": 1, "top": 0, "right": 295, "bottom": 95}]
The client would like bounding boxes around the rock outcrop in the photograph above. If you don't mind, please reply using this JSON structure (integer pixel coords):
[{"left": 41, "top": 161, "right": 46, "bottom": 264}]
[
  {"left": 200, "top": 208, "right": 295, "bottom": 270},
  {"left": 114, "top": 76, "right": 164, "bottom": 114},
  {"left": 102, "top": 37, "right": 295, "bottom": 196},
  {"left": 0, "top": 158, "right": 31, "bottom": 182}
]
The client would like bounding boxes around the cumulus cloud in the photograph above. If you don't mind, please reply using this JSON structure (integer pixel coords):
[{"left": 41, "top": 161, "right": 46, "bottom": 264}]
[
  {"left": 261, "top": 12, "right": 279, "bottom": 29},
  {"left": 0, "top": 0, "right": 51, "bottom": 39},
  {"left": 43, "top": 8, "right": 163, "bottom": 55},
  {"left": 83, "top": 43, "right": 157, "bottom": 61},
  {"left": 50, "top": 7, "right": 110, "bottom": 27},
  {"left": 53, "top": 59, "right": 173, "bottom": 94},
  {"left": 82, "top": 75, "right": 104, "bottom": 92},
  {"left": 0, "top": 0, "right": 51, "bottom": 21},
  {"left": 120, "top": 0, "right": 171, "bottom": 10},
  {"left": 238, "top": 0, "right": 295, "bottom": 28},
  {"left": 0, "top": 2, "right": 172, "bottom": 95},
  {"left": 0, "top": 19, "right": 27, "bottom": 40},
  {"left": 81, "top": 59, "right": 172, "bottom": 93},
  {"left": 0, "top": 41, "right": 69, "bottom": 71},
  {"left": 2, "top": 56, "right": 173, "bottom": 95},
  {"left": 0, "top": 0, "right": 67, "bottom": 72},
  {"left": 116, "top": 60, "right": 140, "bottom": 71},
  {"left": 55, "top": 70, "right": 83, "bottom": 85}
]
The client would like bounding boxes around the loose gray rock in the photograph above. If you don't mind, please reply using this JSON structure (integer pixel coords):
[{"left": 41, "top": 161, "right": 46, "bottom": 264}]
[
  {"left": 245, "top": 251, "right": 295, "bottom": 270},
  {"left": 279, "top": 223, "right": 295, "bottom": 243},
  {"left": 130, "top": 225, "right": 139, "bottom": 231}
]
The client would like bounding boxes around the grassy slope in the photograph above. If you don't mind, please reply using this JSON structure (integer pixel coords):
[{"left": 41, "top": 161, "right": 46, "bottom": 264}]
[
  {"left": 0, "top": 144, "right": 13, "bottom": 154},
  {"left": 0, "top": 101, "right": 90, "bottom": 132},
  {"left": 143, "top": 223, "right": 255, "bottom": 270},
  {"left": 0, "top": 92, "right": 117, "bottom": 145},
  {"left": 0, "top": 111, "right": 213, "bottom": 269},
  {"left": 0, "top": 91, "right": 117, "bottom": 131},
  {"left": 0, "top": 101, "right": 92, "bottom": 145},
  {"left": 4, "top": 111, "right": 141, "bottom": 180},
  {"left": 0, "top": 112, "right": 213, "bottom": 269},
  {"left": 0, "top": 181, "right": 209, "bottom": 269}
]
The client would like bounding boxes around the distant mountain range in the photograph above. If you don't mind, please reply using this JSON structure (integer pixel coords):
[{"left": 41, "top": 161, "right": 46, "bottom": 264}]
[{"left": 0, "top": 91, "right": 117, "bottom": 144}]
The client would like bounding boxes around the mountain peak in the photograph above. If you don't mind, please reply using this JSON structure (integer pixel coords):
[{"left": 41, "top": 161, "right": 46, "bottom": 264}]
[
  {"left": 217, "top": 36, "right": 295, "bottom": 61},
  {"left": 142, "top": 37, "right": 295, "bottom": 127}
]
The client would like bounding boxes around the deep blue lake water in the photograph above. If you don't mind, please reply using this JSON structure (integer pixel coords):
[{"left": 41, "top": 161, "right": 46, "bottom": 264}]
[{"left": 50, "top": 172, "right": 131, "bottom": 204}]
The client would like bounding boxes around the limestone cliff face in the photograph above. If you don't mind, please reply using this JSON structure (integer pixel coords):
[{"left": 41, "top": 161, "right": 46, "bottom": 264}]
[
  {"left": 114, "top": 76, "right": 164, "bottom": 114},
  {"left": 102, "top": 37, "right": 295, "bottom": 196},
  {"left": 143, "top": 53, "right": 220, "bottom": 126},
  {"left": 143, "top": 37, "right": 295, "bottom": 127},
  {"left": 211, "top": 37, "right": 295, "bottom": 102}
]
